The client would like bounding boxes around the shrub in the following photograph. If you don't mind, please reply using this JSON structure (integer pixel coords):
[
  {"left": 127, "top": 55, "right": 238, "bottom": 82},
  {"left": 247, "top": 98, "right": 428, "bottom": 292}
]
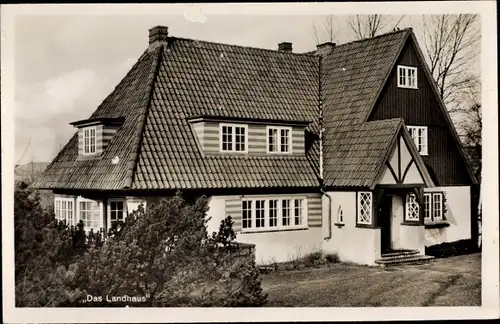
[
  {"left": 325, "top": 252, "right": 340, "bottom": 264},
  {"left": 303, "top": 251, "right": 324, "bottom": 267},
  {"left": 425, "top": 239, "right": 477, "bottom": 258}
]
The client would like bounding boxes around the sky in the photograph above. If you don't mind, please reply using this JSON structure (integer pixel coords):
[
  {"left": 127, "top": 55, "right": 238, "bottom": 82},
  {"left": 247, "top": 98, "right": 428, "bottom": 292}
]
[{"left": 8, "top": 5, "right": 482, "bottom": 164}]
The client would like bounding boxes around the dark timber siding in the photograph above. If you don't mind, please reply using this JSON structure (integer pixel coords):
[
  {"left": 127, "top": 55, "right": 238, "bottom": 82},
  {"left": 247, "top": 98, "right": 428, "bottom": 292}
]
[{"left": 369, "top": 40, "right": 473, "bottom": 186}]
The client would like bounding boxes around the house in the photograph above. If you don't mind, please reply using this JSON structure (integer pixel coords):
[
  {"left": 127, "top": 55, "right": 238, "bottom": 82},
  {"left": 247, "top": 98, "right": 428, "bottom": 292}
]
[{"left": 33, "top": 26, "right": 479, "bottom": 266}]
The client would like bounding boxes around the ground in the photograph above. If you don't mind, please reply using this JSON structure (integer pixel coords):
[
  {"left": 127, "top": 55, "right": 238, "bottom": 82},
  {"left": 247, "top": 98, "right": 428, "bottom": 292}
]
[{"left": 262, "top": 253, "right": 481, "bottom": 307}]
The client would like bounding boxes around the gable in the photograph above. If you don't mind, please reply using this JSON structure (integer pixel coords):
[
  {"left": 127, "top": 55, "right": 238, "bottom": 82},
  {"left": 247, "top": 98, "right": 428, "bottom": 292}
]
[
  {"left": 367, "top": 37, "right": 475, "bottom": 186},
  {"left": 377, "top": 134, "right": 426, "bottom": 186}
]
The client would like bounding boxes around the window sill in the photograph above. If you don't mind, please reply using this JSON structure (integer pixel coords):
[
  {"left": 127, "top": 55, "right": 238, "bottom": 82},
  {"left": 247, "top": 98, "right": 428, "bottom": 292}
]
[
  {"left": 425, "top": 222, "right": 450, "bottom": 229},
  {"left": 77, "top": 154, "right": 102, "bottom": 161},
  {"left": 401, "top": 221, "right": 423, "bottom": 226},
  {"left": 240, "top": 227, "right": 308, "bottom": 234},
  {"left": 398, "top": 85, "right": 419, "bottom": 90},
  {"left": 355, "top": 224, "right": 379, "bottom": 229},
  {"left": 333, "top": 223, "right": 345, "bottom": 228}
]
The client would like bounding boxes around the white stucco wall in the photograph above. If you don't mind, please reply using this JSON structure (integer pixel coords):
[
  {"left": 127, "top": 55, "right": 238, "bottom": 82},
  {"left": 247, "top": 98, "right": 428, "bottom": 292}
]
[
  {"left": 205, "top": 195, "right": 323, "bottom": 265},
  {"left": 424, "top": 186, "right": 471, "bottom": 246},
  {"left": 322, "top": 192, "right": 381, "bottom": 265}
]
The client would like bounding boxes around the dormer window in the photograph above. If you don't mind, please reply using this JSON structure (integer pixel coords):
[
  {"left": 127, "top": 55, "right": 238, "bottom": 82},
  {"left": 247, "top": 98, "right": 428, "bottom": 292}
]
[
  {"left": 407, "top": 125, "right": 428, "bottom": 155},
  {"left": 267, "top": 126, "right": 292, "bottom": 154},
  {"left": 220, "top": 123, "right": 247, "bottom": 153},
  {"left": 397, "top": 65, "right": 417, "bottom": 89},
  {"left": 83, "top": 126, "right": 97, "bottom": 155}
]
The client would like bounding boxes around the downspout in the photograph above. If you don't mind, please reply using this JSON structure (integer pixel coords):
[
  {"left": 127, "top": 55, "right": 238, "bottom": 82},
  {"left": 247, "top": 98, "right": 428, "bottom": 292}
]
[{"left": 318, "top": 55, "right": 332, "bottom": 241}]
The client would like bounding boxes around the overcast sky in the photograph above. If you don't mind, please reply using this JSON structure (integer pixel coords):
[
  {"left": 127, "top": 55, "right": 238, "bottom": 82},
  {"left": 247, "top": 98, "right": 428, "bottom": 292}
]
[{"left": 10, "top": 7, "right": 481, "bottom": 164}]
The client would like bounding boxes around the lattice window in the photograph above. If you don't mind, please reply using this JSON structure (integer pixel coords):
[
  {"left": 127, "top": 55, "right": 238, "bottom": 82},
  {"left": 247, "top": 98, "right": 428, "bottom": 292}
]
[
  {"left": 357, "top": 192, "right": 372, "bottom": 225},
  {"left": 405, "top": 193, "right": 420, "bottom": 221},
  {"left": 242, "top": 200, "right": 252, "bottom": 229}
]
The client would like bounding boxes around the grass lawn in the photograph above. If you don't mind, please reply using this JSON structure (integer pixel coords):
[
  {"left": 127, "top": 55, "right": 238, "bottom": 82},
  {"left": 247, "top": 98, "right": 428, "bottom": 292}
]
[{"left": 262, "top": 253, "right": 481, "bottom": 307}]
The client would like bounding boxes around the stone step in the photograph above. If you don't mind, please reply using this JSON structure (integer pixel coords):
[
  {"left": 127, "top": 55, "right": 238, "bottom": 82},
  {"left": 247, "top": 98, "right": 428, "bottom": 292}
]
[
  {"left": 375, "top": 255, "right": 435, "bottom": 267},
  {"left": 381, "top": 250, "right": 420, "bottom": 259}
]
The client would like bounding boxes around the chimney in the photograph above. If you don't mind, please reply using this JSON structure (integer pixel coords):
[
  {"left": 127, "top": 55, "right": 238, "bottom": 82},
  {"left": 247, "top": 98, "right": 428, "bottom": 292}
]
[
  {"left": 278, "top": 42, "right": 293, "bottom": 52},
  {"left": 315, "top": 42, "right": 336, "bottom": 56},
  {"left": 148, "top": 26, "right": 169, "bottom": 50}
]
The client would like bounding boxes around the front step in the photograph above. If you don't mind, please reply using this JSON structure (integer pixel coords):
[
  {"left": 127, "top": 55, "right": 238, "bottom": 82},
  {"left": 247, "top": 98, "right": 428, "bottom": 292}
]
[{"left": 375, "top": 251, "right": 434, "bottom": 267}]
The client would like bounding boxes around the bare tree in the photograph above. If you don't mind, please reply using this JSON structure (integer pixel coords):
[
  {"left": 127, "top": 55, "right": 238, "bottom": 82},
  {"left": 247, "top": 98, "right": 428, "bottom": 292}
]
[
  {"left": 421, "top": 14, "right": 480, "bottom": 106},
  {"left": 347, "top": 14, "right": 405, "bottom": 40},
  {"left": 312, "top": 15, "right": 340, "bottom": 45}
]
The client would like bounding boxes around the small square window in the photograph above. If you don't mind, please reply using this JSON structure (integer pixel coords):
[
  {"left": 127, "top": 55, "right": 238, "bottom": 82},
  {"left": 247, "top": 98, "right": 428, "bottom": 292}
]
[
  {"left": 423, "top": 192, "right": 444, "bottom": 222},
  {"left": 267, "top": 126, "right": 292, "bottom": 154},
  {"left": 397, "top": 65, "right": 418, "bottom": 89},
  {"left": 220, "top": 124, "right": 247, "bottom": 153}
]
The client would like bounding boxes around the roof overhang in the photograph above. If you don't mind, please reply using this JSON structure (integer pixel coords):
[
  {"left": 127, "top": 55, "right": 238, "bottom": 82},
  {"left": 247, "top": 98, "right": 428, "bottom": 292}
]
[
  {"left": 186, "top": 115, "right": 311, "bottom": 127},
  {"left": 70, "top": 117, "right": 125, "bottom": 128}
]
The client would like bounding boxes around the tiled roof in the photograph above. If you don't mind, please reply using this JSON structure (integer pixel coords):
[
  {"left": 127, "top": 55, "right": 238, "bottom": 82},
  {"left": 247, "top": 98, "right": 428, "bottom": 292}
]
[
  {"left": 321, "top": 29, "right": 410, "bottom": 187},
  {"left": 323, "top": 118, "right": 403, "bottom": 187},
  {"left": 34, "top": 37, "right": 321, "bottom": 190}
]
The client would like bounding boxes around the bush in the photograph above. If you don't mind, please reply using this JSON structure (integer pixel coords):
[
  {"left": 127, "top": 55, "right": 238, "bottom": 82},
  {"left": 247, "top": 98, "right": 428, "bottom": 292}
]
[
  {"left": 425, "top": 239, "right": 477, "bottom": 258},
  {"left": 325, "top": 252, "right": 340, "bottom": 264},
  {"left": 304, "top": 251, "right": 324, "bottom": 267}
]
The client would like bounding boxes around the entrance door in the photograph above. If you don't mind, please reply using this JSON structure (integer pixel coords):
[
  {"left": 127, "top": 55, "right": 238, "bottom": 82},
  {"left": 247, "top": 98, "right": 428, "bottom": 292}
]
[{"left": 378, "top": 195, "right": 392, "bottom": 254}]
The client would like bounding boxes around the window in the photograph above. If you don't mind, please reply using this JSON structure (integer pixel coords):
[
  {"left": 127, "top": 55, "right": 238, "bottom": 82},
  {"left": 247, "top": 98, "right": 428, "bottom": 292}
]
[
  {"left": 240, "top": 197, "right": 306, "bottom": 232},
  {"left": 267, "top": 126, "right": 292, "bottom": 154},
  {"left": 83, "top": 126, "right": 96, "bottom": 155},
  {"left": 405, "top": 193, "right": 420, "bottom": 221},
  {"left": 109, "top": 200, "right": 127, "bottom": 230},
  {"left": 55, "top": 197, "right": 74, "bottom": 226},
  {"left": 357, "top": 192, "right": 372, "bottom": 225},
  {"left": 79, "top": 199, "right": 101, "bottom": 231},
  {"left": 220, "top": 124, "right": 247, "bottom": 152},
  {"left": 282, "top": 199, "right": 291, "bottom": 227},
  {"left": 398, "top": 65, "right": 418, "bottom": 89},
  {"left": 423, "top": 192, "right": 445, "bottom": 222},
  {"left": 255, "top": 200, "right": 265, "bottom": 228},
  {"left": 242, "top": 200, "right": 252, "bottom": 229},
  {"left": 337, "top": 205, "right": 344, "bottom": 224},
  {"left": 407, "top": 126, "right": 428, "bottom": 155},
  {"left": 269, "top": 200, "right": 278, "bottom": 227}
]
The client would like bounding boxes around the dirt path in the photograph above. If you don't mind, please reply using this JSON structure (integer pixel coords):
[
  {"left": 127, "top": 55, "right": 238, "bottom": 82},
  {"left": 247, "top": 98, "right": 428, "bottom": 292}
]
[{"left": 262, "top": 253, "right": 481, "bottom": 307}]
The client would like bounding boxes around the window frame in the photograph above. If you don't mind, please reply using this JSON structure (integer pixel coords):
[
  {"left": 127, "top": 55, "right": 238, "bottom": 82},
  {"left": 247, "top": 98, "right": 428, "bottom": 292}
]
[
  {"left": 405, "top": 192, "right": 420, "bottom": 222},
  {"left": 357, "top": 191, "right": 373, "bottom": 225},
  {"left": 219, "top": 123, "right": 248, "bottom": 153},
  {"left": 266, "top": 126, "right": 293, "bottom": 154},
  {"left": 54, "top": 197, "right": 75, "bottom": 226},
  {"left": 407, "top": 125, "right": 428, "bottom": 156},
  {"left": 82, "top": 126, "right": 97, "bottom": 156},
  {"left": 241, "top": 196, "right": 307, "bottom": 233},
  {"left": 107, "top": 198, "right": 128, "bottom": 231},
  {"left": 423, "top": 192, "right": 445, "bottom": 223},
  {"left": 397, "top": 65, "right": 418, "bottom": 89},
  {"left": 77, "top": 197, "right": 103, "bottom": 232}
]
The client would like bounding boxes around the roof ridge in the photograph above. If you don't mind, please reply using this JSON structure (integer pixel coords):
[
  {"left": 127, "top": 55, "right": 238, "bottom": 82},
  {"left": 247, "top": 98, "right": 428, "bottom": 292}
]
[
  {"left": 334, "top": 27, "right": 412, "bottom": 48},
  {"left": 168, "top": 36, "right": 318, "bottom": 58},
  {"left": 123, "top": 45, "right": 163, "bottom": 189}
]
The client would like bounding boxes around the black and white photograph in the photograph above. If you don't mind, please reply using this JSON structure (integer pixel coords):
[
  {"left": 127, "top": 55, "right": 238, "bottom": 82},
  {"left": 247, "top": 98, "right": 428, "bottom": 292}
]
[{"left": 1, "top": 2, "right": 498, "bottom": 322}]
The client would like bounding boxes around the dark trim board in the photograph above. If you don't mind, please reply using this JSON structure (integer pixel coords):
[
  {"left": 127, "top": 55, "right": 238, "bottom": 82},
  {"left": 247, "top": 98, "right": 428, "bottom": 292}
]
[
  {"left": 401, "top": 159, "right": 415, "bottom": 183},
  {"left": 376, "top": 184, "right": 426, "bottom": 189},
  {"left": 385, "top": 161, "right": 399, "bottom": 183}
]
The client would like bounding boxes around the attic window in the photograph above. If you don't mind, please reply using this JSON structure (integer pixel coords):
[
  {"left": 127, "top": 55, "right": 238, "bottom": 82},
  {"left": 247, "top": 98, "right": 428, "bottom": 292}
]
[
  {"left": 220, "top": 123, "right": 247, "bottom": 153},
  {"left": 83, "top": 126, "right": 97, "bottom": 155},
  {"left": 397, "top": 65, "right": 418, "bottom": 89},
  {"left": 407, "top": 126, "right": 428, "bottom": 155},
  {"left": 267, "top": 126, "right": 292, "bottom": 154}
]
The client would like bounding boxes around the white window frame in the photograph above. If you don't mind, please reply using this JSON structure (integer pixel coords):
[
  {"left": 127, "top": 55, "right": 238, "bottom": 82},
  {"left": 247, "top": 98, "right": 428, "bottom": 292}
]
[
  {"left": 76, "top": 197, "right": 103, "bottom": 232},
  {"left": 397, "top": 65, "right": 418, "bottom": 89},
  {"left": 357, "top": 192, "right": 373, "bottom": 225},
  {"left": 82, "top": 126, "right": 97, "bottom": 155},
  {"left": 219, "top": 123, "right": 248, "bottom": 153},
  {"left": 266, "top": 126, "right": 292, "bottom": 154},
  {"left": 423, "top": 192, "right": 444, "bottom": 223},
  {"left": 54, "top": 197, "right": 75, "bottom": 226},
  {"left": 241, "top": 196, "right": 307, "bottom": 233},
  {"left": 107, "top": 199, "right": 128, "bottom": 231},
  {"left": 405, "top": 193, "right": 420, "bottom": 221},
  {"left": 407, "top": 125, "right": 428, "bottom": 155}
]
